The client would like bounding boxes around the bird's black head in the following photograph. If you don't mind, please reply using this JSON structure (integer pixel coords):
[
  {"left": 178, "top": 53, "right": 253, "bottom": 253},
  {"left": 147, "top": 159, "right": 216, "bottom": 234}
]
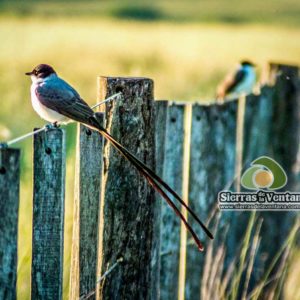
[
  {"left": 241, "top": 60, "right": 255, "bottom": 67},
  {"left": 25, "top": 64, "right": 56, "bottom": 79}
]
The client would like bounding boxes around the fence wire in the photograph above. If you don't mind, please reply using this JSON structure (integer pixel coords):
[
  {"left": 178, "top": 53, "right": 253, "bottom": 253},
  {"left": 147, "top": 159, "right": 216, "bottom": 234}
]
[
  {"left": 0, "top": 92, "right": 122, "bottom": 148},
  {"left": 79, "top": 257, "right": 123, "bottom": 300}
]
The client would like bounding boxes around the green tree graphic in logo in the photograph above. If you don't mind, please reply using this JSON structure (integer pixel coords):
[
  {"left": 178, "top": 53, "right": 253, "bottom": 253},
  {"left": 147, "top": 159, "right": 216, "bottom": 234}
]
[{"left": 241, "top": 156, "right": 287, "bottom": 190}]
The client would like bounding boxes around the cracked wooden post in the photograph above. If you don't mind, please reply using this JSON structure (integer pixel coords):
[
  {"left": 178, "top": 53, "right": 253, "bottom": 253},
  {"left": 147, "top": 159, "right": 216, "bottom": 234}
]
[
  {"left": 69, "top": 113, "right": 104, "bottom": 300},
  {"left": 31, "top": 128, "right": 65, "bottom": 300},
  {"left": 0, "top": 148, "right": 20, "bottom": 300},
  {"left": 97, "top": 77, "right": 157, "bottom": 299},
  {"left": 160, "top": 103, "right": 185, "bottom": 300}
]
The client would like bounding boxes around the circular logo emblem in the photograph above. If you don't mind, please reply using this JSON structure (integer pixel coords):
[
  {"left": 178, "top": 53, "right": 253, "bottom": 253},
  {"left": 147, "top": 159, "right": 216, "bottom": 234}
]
[{"left": 241, "top": 156, "right": 287, "bottom": 190}]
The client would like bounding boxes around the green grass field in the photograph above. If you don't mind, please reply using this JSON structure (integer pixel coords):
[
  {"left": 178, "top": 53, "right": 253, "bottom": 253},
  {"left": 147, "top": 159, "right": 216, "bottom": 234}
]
[
  {"left": 1, "top": 0, "right": 300, "bottom": 26},
  {"left": 0, "top": 1, "right": 300, "bottom": 299}
]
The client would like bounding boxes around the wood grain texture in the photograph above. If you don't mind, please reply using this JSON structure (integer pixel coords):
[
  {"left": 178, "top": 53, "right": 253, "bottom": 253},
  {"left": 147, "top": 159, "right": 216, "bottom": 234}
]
[
  {"left": 69, "top": 115, "right": 104, "bottom": 300},
  {"left": 0, "top": 148, "right": 20, "bottom": 300},
  {"left": 31, "top": 128, "right": 66, "bottom": 300},
  {"left": 153, "top": 100, "right": 168, "bottom": 299},
  {"left": 97, "top": 77, "right": 157, "bottom": 300},
  {"left": 184, "top": 101, "right": 237, "bottom": 299},
  {"left": 154, "top": 101, "right": 168, "bottom": 179},
  {"left": 160, "top": 103, "right": 184, "bottom": 300}
]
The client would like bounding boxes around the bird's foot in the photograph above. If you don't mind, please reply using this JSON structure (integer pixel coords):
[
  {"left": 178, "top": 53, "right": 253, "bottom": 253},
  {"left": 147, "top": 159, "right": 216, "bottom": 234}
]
[
  {"left": 45, "top": 122, "right": 60, "bottom": 131},
  {"left": 53, "top": 121, "right": 60, "bottom": 128}
]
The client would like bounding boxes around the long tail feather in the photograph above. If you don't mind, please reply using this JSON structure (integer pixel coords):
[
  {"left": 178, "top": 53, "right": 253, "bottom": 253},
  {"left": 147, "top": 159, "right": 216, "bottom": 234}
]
[
  {"left": 98, "top": 128, "right": 204, "bottom": 251},
  {"left": 90, "top": 117, "right": 213, "bottom": 239},
  {"left": 116, "top": 139, "right": 214, "bottom": 239},
  {"left": 87, "top": 116, "right": 213, "bottom": 249}
]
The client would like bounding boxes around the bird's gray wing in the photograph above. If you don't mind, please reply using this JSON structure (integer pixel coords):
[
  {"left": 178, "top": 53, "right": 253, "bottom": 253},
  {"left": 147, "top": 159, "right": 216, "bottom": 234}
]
[
  {"left": 35, "top": 78, "right": 94, "bottom": 123},
  {"left": 225, "top": 68, "right": 246, "bottom": 94}
]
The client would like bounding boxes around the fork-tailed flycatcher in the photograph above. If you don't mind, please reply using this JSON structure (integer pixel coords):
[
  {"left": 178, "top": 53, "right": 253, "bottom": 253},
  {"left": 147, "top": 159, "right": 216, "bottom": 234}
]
[{"left": 26, "top": 64, "right": 213, "bottom": 251}]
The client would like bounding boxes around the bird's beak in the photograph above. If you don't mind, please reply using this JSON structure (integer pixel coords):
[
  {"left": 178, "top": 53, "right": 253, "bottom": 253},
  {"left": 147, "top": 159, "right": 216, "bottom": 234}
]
[{"left": 25, "top": 71, "right": 33, "bottom": 76}]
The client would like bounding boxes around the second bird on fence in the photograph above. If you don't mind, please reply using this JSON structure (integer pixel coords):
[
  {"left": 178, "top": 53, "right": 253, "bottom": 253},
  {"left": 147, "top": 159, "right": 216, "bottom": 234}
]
[
  {"left": 216, "top": 60, "right": 256, "bottom": 102},
  {"left": 25, "top": 63, "right": 213, "bottom": 251}
]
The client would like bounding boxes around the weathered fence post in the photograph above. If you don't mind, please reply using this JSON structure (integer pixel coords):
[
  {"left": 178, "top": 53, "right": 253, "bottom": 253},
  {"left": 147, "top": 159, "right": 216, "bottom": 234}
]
[
  {"left": 185, "top": 104, "right": 223, "bottom": 300},
  {"left": 268, "top": 63, "right": 300, "bottom": 191},
  {"left": 31, "top": 128, "right": 65, "bottom": 300},
  {"left": 97, "top": 77, "right": 157, "bottom": 299},
  {"left": 160, "top": 103, "right": 185, "bottom": 300},
  {"left": 154, "top": 101, "right": 168, "bottom": 182},
  {"left": 153, "top": 100, "right": 168, "bottom": 298},
  {"left": 242, "top": 89, "right": 273, "bottom": 162},
  {"left": 237, "top": 89, "right": 274, "bottom": 287},
  {"left": 69, "top": 114, "right": 104, "bottom": 300},
  {"left": 185, "top": 101, "right": 238, "bottom": 299},
  {"left": 0, "top": 148, "right": 20, "bottom": 300},
  {"left": 255, "top": 63, "right": 300, "bottom": 295}
]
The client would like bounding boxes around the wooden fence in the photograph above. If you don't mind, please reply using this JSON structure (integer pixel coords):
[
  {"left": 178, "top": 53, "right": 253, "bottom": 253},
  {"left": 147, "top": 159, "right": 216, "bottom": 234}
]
[{"left": 0, "top": 63, "right": 299, "bottom": 300}]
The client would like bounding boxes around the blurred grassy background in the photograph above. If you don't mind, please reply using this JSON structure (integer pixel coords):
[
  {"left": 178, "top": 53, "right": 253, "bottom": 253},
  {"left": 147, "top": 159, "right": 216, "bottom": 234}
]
[{"left": 0, "top": 0, "right": 299, "bottom": 299}]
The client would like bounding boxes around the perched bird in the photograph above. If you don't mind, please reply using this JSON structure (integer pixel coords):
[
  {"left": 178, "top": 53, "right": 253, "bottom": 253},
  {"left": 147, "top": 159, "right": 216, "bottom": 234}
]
[
  {"left": 216, "top": 60, "right": 256, "bottom": 102},
  {"left": 26, "top": 64, "right": 213, "bottom": 251}
]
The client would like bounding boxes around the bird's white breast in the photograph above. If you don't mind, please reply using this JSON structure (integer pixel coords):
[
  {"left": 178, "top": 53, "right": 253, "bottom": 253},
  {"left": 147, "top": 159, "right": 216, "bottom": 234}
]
[
  {"left": 30, "top": 79, "right": 68, "bottom": 124},
  {"left": 234, "top": 66, "right": 256, "bottom": 95}
]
